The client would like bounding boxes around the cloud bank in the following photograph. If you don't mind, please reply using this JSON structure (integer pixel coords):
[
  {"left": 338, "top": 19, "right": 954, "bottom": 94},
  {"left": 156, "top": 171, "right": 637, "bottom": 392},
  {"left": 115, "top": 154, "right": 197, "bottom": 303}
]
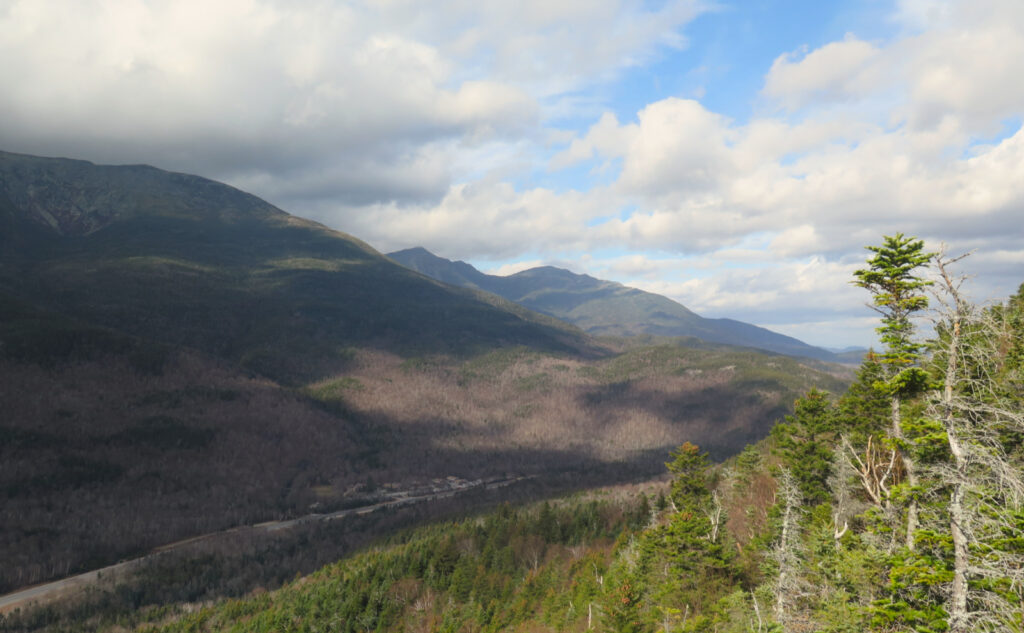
[{"left": 3, "top": 0, "right": 1023, "bottom": 347}]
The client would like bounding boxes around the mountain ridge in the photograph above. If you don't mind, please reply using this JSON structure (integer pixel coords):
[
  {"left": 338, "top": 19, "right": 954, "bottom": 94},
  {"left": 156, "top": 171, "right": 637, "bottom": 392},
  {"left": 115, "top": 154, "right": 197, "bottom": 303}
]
[
  {"left": 0, "top": 150, "right": 596, "bottom": 381},
  {"left": 0, "top": 150, "right": 847, "bottom": 597},
  {"left": 389, "top": 246, "right": 845, "bottom": 363}
]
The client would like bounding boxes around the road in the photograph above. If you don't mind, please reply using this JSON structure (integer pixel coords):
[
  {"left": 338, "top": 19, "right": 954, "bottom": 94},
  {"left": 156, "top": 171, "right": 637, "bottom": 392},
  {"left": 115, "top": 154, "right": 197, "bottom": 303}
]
[{"left": 0, "top": 476, "right": 527, "bottom": 615}]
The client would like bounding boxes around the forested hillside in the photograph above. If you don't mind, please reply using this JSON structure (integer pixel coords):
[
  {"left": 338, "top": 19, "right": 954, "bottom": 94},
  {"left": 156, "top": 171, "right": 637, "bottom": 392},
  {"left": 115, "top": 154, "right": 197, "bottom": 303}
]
[
  {"left": 7, "top": 236, "right": 1017, "bottom": 633},
  {"left": 0, "top": 151, "right": 846, "bottom": 597},
  {"left": 388, "top": 247, "right": 845, "bottom": 363}
]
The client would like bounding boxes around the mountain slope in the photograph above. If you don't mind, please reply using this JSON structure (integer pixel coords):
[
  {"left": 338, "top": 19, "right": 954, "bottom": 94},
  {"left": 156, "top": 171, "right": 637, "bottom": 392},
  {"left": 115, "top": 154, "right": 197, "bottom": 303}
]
[
  {"left": 0, "top": 151, "right": 591, "bottom": 382},
  {"left": 389, "top": 247, "right": 841, "bottom": 362},
  {"left": 0, "top": 151, "right": 847, "bottom": 597}
]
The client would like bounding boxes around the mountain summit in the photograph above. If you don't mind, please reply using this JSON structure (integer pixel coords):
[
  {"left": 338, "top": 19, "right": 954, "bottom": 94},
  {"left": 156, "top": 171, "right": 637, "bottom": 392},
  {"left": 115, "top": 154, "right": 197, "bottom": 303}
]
[
  {"left": 0, "top": 151, "right": 593, "bottom": 381},
  {"left": 389, "top": 247, "right": 842, "bottom": 362}
]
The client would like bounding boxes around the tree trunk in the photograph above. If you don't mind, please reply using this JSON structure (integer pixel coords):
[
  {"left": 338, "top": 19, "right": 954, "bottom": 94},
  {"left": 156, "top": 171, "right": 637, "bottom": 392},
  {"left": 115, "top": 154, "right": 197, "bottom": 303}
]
[
  {"left": 891, "top": 395, "right": 918, "bottom": 550},
  {"left": 947, "top": 447, "right": 969, "bottom": 632},
  {"left": 774, "top": 469, "right": 802, "bottom": 627},
  {"left": 942, "top": 305, "right": 969, "bottom": 631}
]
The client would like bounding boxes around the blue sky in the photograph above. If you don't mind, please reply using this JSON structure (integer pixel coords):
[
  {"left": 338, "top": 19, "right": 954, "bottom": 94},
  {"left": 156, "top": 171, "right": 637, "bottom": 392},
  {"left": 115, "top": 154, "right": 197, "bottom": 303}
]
[
  {"left": 3, "top": 0, "right": 1023, "bottom": 348},
  {"left": 527, "top": 2, "right": 901, "bottom": 196}
]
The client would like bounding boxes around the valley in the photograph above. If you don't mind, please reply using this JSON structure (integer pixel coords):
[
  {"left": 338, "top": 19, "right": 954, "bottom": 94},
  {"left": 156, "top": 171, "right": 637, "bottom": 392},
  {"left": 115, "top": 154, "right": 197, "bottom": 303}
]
[
  {"left": 10, "top": 151, "right": 1021, "bottom": 633},
  {"left": 4, "top": 1, "right": 1024, "bottom": 630},
  {"left": 0, "top": 151, "right": 848, "bottom": 614},
  {"left": 0, "top": 473, "right": 528, "bottom": 616}
]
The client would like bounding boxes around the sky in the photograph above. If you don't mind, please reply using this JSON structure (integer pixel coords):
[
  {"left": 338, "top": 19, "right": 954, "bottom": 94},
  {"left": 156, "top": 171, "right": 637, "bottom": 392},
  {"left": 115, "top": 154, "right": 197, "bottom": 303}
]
[{"left": 3, "top": 0, "right": 1023, "bottom": 349}]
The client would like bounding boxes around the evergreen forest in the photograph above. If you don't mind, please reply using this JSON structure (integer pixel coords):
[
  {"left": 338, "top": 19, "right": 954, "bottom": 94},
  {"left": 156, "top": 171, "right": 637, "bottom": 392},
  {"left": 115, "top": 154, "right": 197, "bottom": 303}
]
[{"left": 4, "top": 235, "right": 1022, "bottom": 632}]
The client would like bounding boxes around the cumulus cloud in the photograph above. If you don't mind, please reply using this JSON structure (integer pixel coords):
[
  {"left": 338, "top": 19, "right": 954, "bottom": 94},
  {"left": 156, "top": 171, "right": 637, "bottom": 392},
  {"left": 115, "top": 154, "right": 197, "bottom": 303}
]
[
  {"left": 0, "top": 0, "right": 702, "bottom": 210},
  {"left": 762, "top": 35, "right": 885, "bottom": 111},
  {"left": 549, "top": 112, "right": 635, "bottom": 170},
  {"left": 323, "top": 181, "right": 616, "bottom": 260},
  {"left": 524, "top": 0, "right": 1024, "bottom": 346},
  {"left": 901, "top": 14, "right": 1024, "bottom": 133},
  {"left": 4, "top": 0, "right": 1023, "bottom": 348},
  {"left": 544, "top": 0, "right": 1024, "bottom": 259},
  {"left": 618, "top": 98, "right": 736, "bottom": 196}
]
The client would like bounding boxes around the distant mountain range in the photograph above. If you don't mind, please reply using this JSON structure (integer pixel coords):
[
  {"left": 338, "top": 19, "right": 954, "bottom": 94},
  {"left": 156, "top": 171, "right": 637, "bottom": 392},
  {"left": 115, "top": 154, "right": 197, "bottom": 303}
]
[{"left": 389, "top": 247, "right": 853, "bottom": 363}]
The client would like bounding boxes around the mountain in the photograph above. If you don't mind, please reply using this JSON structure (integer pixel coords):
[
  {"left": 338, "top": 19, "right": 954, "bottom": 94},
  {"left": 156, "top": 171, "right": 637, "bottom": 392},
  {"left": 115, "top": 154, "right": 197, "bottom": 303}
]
[
  {"left": 389, "top": 247, "right": 842, "bottom": 362},
  {"left": 0, "top": 150, "right": 846, "bottom": 597},
  {"left": 0, "top": 151, "right": 591, "bottom": 382}
]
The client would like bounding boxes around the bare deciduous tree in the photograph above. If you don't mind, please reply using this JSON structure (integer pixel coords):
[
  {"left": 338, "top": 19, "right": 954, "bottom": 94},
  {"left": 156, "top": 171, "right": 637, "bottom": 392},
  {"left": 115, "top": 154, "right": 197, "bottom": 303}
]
[
  {"left": 773, "top": 467, "right": 807, "bottom": 629},
  {"left": 928, "top": 250, "right": 1024, "bottom": 632},
  {"left": 843, "top": 434, "right": 897, "bottom": 508}
]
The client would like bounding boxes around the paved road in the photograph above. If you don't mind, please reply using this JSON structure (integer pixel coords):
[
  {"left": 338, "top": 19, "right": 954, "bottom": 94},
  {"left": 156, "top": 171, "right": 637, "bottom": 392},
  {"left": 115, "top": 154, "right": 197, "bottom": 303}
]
[
  {"left": 0, "top": 559, "right": 143, "bottom": 615},
  {"left": 0, "top": 476, "right": 526, "bottom": 615}
]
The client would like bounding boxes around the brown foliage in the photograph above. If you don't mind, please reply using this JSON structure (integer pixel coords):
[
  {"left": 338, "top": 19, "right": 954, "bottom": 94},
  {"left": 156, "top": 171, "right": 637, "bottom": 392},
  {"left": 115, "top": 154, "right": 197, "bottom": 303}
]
[{"left": 0, "top": 344, "right": 833, "bottom": 594}]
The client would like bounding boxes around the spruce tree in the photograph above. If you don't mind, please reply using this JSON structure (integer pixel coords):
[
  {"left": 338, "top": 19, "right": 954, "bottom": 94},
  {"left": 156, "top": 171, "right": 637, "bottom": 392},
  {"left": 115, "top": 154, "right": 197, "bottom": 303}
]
[
  {"left": 657, "top": 442, "right": 738, "bottom": 610},
  {"left": 771, "top": 389, "right": 835, "bottom": 505},
  {"left": 853, "top": 233, "right": 934, "bottom": 392},
  {"left": 835, "top": 354, "right": 891, "bottom": 444},
  {"left": 854, "top": 233, "right": 933, "bottom": 550}
]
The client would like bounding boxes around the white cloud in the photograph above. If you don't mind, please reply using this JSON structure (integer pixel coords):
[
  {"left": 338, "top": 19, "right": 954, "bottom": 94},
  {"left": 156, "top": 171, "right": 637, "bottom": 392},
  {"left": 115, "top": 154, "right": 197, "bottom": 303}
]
[
  {"left": 3, "top": 0, "right": 1023, "bottom": 349},
  {"left": 549, "top": 112, "right": 635, "bottom": 170},
  {"left": 901, "top": 17, "right": 1024, "bottom": 134},
  {"left": 484, "top": 260, "right": 547, "bottom": 276},
  {"left": 618, "top": 98, "right": 736, "bottom": 196},
  {"left": 634, "top": 255, "right": 864, "bottom": 326},
  {"left": 419, "top": 0, "right": 705, "bottom": 96},
  {"left": 327, "top": 181, "right": 615, "bottom": 260},
  {"left": 762, "top": 34, "right": 885, "bottom": 111},
  {"left": 0, "top": 0, "right": 703, "bottom": 208},
  {"left": 770, "top": 225, "right": 821, "bottom": 258}
]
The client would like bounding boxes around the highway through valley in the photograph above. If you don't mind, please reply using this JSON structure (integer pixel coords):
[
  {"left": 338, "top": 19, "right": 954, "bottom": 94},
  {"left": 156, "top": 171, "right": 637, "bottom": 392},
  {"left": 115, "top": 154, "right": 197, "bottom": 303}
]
[{"left": 0, "top": 476, "right": 526, "bottom": 615}]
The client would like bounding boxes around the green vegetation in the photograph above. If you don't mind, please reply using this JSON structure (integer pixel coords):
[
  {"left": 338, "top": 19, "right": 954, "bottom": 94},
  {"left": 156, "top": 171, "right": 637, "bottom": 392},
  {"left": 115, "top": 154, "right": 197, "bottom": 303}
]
[
  {"left": 0, "top": 151, "right": 847, "bottom": 599},
  {"left": 142, "top": 497, "right": 649, "bottom": 633},
  {"left": 389, "top": 247, "right": 849, "bottom": 363},
  {"left": 10, "top": 152, "right": 1019, "bottom": 633},
  {"left": 7, "top": 234, "right": 1011, "bottom": 633}
]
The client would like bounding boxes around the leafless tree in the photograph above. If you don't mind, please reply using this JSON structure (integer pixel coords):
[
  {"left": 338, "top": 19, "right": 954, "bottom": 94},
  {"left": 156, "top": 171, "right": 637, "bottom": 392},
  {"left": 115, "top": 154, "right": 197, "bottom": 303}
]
[
  {"left": 928, "top": 250, "right": 1024, "bottom": 632},
  {"left": 773, "top": 468, "right": 808, "bottom": 629},
  {"left": 828, "top": 448, "right": 864, "bottom": 551},
  {"left": 707, "top": 490, "right": 724, "bottom": 544},
  {"left": 843, "top": 434, "right": 897, "bottom": 508}
]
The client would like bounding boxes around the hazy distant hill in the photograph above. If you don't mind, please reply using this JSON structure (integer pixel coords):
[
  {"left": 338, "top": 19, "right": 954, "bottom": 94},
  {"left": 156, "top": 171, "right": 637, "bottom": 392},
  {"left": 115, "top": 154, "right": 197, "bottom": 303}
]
[{"left": 389, "top": 247, "right": 842, "bottom": 362}]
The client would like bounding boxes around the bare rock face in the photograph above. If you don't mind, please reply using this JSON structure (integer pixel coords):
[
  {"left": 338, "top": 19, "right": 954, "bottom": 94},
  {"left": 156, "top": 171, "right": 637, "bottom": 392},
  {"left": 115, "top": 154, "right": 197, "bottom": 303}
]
[
  {"left": 11, "top": 180, "right": 120, "bottom": 236},
  {"left": 0, "top": 153, "right": 124, "bottom": 235},
  {"left": 0, "top": 150, "right": 284, "bottom": 237}
]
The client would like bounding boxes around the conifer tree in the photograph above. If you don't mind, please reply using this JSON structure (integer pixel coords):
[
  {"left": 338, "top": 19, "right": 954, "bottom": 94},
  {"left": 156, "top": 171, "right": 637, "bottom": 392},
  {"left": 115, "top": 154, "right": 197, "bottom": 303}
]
[
  {"left": 854, "top": 233, "right": 934, "bottom": 550},
  {"left": 656, "top": 442, "right": 738, "bottom": 610},
  {"left": 771, "top": 389, "right": 835, "bottom": 505},
  {"left": 835, "top": 354, "right": 891, "bottom": 444}
]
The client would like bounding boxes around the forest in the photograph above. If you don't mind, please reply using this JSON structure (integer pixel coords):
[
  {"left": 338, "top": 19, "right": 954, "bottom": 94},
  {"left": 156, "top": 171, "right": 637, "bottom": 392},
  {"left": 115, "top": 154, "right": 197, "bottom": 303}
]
[
  {"left": 0, "top": 150, "right": 847, "bottom": 596},
  {"left": 3, "top": 235, "right": 1022, "bottom": 633}
]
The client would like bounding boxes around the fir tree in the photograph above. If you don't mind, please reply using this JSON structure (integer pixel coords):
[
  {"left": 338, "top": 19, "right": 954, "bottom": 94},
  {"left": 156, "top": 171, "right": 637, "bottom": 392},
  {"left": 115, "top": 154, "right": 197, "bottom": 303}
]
[
  {"left": 771, "top": 389, "right": 835, "bottom": 505},
  {"left": 655, "top": 442, "right": 739, "bottom": 612},
  {"left": 854, "top": 233, "right": 934, "bottom": 550}
]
